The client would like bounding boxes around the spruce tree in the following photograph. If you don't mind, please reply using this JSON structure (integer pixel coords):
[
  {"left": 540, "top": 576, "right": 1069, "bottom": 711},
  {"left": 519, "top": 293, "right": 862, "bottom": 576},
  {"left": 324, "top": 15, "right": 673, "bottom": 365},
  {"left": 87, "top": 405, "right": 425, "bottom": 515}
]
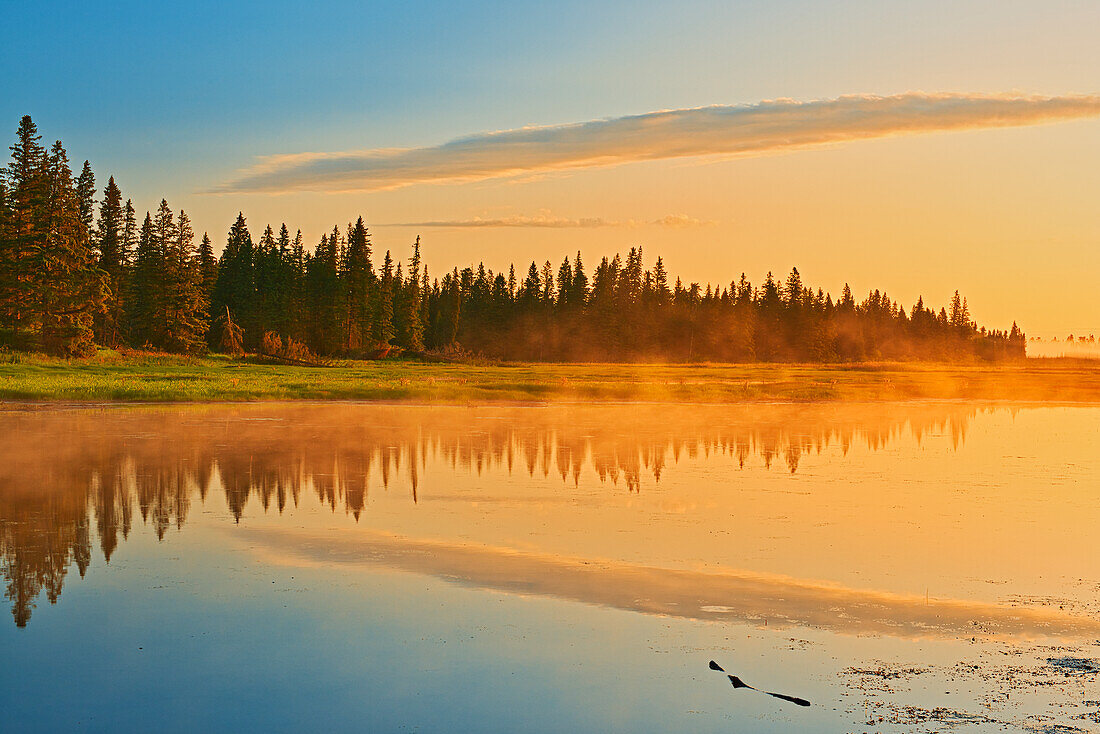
[
  {"left": 128, "top": 213, "right": 161, "bottom": 347},
  {"left": 162, "top": 209, "right": 208, "bottom": 353},
  {"left": 37, "top": 141, "right": 106, "bottom": 355},
  {"left": 273, "top": 223, "right": 293, "bottom": 336},
  {"left": 420, "top": 266, "right": 431, "bottom": 345},
  {"left": 0, "top": 178, "right": 8, "bottom": 305},
  {"left": 375, "top": 250, "right": 396, "bottom": 345},
  {"left": 2, "top": 116, "right": 48, "bottom": 335},
  {"left": 252, "top": 223, "right": 286, "bottom": 339},
  {"left": 211, "top": 213, "right": 255, "bottom": 349},
  {"left": 288, "top": 229, "right": 305, "bottom": 339},
  {"left": 520, "top": 262, "right": 541, "bottom": 309},
  {"left": 569, "top": 252, "right": 588, "bottom": 306},
  {"left": 75, "top": 161, "right": 95, "bottom": 238},
  {"left": 556, "top": 257, "right": 572, "bottom": 308},
  {"left": 305, "top": 232, "right": 340, "bottom": 354},
  {"left": 151, "top": 200, "right": 177, "bottom": 344},
  {"left": 95, "top": 176, "right": 125, "bottom": 345},
  {"left": 651, "top": 256, "right": 669, "bottom": 306},
  {"left": 440, "top": 269, "right": 461, "bottom": 347},
  {"left": 197, "top": 233, "right": 217, "bottom": 301},
  {"left": 343, "top": 216, "right": 373, "bottom": 349},
  {"left": 395, "top": 236, "right": 425, "bottom": 350}
]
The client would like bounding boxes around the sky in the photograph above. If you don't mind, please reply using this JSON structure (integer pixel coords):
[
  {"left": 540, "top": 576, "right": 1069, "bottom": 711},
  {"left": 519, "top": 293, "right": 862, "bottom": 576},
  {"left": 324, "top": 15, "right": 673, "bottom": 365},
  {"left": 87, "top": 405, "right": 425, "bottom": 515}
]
[{"left": 3, "top": 0, "right": 1099, "bottom": 336}]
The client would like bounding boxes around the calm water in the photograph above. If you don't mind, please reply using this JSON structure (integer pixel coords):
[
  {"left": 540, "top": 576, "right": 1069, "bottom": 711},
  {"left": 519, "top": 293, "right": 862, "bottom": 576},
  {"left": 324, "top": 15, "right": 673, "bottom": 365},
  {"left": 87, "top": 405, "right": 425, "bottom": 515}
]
[{"left": 2, "top": 403, "right": 1099, "bottom": 733}]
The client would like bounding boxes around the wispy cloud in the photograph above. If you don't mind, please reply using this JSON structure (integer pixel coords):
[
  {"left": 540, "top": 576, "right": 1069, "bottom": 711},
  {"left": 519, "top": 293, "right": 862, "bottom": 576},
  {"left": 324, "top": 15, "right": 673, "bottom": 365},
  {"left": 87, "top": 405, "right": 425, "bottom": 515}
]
[
  {"left": 649, "top": 213, "right": 714, "bottom": 228},
  {"left": 213, "top": 92, "right": 1100, "bottom": 193},
  {"left": 380, "top": 212, "right": 715, "bottom": 228}
]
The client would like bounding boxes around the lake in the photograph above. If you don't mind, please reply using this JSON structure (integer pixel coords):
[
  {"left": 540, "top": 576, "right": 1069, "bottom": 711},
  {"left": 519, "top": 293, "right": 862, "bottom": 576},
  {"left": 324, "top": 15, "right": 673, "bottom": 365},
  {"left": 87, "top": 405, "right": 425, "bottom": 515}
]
[{"left": 2, "top": 402, "right": 1098, "bottom": 732}]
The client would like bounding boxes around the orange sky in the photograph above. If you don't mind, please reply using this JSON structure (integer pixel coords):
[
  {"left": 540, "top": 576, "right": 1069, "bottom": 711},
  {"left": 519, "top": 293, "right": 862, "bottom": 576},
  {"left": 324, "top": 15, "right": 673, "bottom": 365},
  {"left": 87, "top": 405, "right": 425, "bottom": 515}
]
[{"left": 199, "top": 115, "right": 1100, "bottom": 336}]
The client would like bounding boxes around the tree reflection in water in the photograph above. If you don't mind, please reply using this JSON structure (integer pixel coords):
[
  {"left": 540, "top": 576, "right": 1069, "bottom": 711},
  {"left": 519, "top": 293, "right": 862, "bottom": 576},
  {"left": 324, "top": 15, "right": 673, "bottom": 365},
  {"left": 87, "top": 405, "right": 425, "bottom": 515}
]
[{"left": 0, "top": 403, "right": 979, "bottom": 627}]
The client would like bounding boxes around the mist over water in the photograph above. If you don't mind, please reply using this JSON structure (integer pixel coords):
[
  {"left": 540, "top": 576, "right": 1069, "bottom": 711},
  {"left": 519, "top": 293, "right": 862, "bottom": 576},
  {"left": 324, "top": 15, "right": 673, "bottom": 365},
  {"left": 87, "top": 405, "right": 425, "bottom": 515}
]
[{"left": 2, "top": 403, "right": 1098, "bottom": 732}]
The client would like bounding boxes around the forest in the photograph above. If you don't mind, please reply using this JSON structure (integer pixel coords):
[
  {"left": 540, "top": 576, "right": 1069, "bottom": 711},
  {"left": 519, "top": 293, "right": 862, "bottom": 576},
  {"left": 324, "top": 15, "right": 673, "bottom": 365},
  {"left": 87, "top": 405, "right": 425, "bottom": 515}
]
[{"left": 0, "top": 116, "right": 1026, "bottom": 362}]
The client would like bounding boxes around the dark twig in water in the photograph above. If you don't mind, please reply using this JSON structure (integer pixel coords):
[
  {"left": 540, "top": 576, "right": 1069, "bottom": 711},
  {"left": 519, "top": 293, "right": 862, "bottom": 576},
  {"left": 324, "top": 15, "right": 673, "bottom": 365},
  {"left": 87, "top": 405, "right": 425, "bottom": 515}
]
[{"left": 708, "top": 660, "right": 811, "bottom": 707}]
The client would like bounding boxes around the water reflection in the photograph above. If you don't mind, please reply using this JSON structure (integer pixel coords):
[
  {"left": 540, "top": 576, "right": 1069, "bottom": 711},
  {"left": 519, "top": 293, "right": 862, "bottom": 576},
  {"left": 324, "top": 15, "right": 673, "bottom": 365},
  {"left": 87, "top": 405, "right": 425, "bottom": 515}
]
[
  {"left": 1, "top": 402, "right": 979, "bottom": 627},
  {"left": 241, "top": 526, "right": 1100, "bottom": 640}
]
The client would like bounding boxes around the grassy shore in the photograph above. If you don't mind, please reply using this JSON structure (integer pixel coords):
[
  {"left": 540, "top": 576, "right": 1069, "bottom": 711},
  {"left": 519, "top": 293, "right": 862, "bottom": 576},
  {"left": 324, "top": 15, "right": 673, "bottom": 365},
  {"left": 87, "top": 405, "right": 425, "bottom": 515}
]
[{"left": 2, "top": 350, "right": 1099, "bottom": 403}]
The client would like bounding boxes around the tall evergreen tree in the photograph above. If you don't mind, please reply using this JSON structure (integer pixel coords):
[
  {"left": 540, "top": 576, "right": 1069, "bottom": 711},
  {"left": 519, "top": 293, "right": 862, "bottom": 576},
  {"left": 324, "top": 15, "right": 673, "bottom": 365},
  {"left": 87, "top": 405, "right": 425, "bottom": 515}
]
[
  {"left": 374, "top": 250, "right": 396, "bottom": 345},
  {"left": 651, "top": 256, "right": 669, "bottom": 307},
  {"left": 343, "top": 216, "right": 374, "bottom": 349},
  {"left": 162, "top": 209, "right": 208, "bottom": 353},
  {"left": 394, "top": 236, "right": 424, "bottom": 350},
  {"left": 197, "top": 233, "right": 217, "bottom": 302},
  {"left": 211, "top": 213, "right": 256, "bottom": 349},
  {"left": 75, "top": 161, "right": 95, "bottom": 239},
  {"left": 128, "top": 213, "right": 161, "bottom": 347},
  {"left": 287, "top": 229, "right": 306, "bottom": 339},
  {"left": 36, "top": 141, "right": 106, "bottom": 355},
  {"left": 555, "top": 257, "right": 573, "bottom": 308},
  {"left": 305, "top": 232, "right": 341, "bottom": 354},
  {"left": 2, "top": 116, "right": 48, "bottom": 335},
  {"left": 94, "top": 176, "right": 125, "bottom": 345}
]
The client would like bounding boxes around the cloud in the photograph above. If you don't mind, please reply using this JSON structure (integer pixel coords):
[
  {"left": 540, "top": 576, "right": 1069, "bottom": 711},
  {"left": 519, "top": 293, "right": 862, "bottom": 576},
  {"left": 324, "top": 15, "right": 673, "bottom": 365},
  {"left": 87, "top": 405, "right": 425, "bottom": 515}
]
[
  {"left": 240, "top": 526, "right": 1100, "bottom": 640},
  {"left": 649, "top": 213, "right": 715, "bottom": 228},
  {"left": 380, "top": 212, "right": 716, "bottom": 228},
  {"left": 212, "top": 92, "right": 1100, "bottom": 194},
  {"left": 383, "top": 214, "right": 620, "bottom": 228}
]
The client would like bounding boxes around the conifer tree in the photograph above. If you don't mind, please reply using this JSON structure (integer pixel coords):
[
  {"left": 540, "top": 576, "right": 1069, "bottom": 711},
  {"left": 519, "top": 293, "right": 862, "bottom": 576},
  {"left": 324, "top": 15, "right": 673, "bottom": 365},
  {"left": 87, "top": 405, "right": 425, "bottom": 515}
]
[
  {"left": 305, "top": 231, "right": 341, "bottom": 354},
  {"left": 197, "top": 233, "right": 217, "bottom": 301},
  {"left": 251, "top": 223, "right": 292, "bottom": 339},
  {"left": 211, "top": 213, "right": 255, "bottom": 349},
  {"left": 395, "top": 236, "right": 425, "bottom": 350},
  {"left": 121, "top": 198, "right": 136, "bottom": 338},
  {"left": 162, "top": 209, "right": 207, "bottom": 353},
  {"left": 343, "top": 216, "right": 374, "bottom": 349},
  {"left": 949, "top": 290, "right": 964, "bottom": 328},
  {"left": 420, "top": 266, "right": 431, "bottom": 344},
  {"left": 288, "top": 228, "right": 305, "bottom": 338},
  {"left": 569, "top": 251, "right": 588, "bottom": 306},
  {"left": 782, "top": 267, "right": 803, "bottom": 309},
  {"left": 151, "top": 198, "right": 178, "bottom": 341},
  {"left": 2, "top": 116, "right": 48, "bottom": 335},
  {"left": 374, "top": 250, "right": 396, "bottom": 345},
  {"left": 440, "top": 269, "right": 461, "bottom": 347},
  {"left": 0, "top": 178, "right": 8, "bottom": 299},
  {"left": 94, "top": 176, "right": 126, "bottom": 345},
  {"left": 37, "top": 141, "right": 106, "bottom": 355},
  {"left": 75, "top": 161, "right": 95, "bottom": 238},
  {"left": 651, "top": 256, "right": 669, "bottom": 306},
  {"left": 556, "top": 257, "right": 572, "bottom": 308},
  {"left": 273, "top": 223, "right": 293, "bottom": 336},
  {"left": 128, "top": 213, "right": 161, "bottom": 347}
]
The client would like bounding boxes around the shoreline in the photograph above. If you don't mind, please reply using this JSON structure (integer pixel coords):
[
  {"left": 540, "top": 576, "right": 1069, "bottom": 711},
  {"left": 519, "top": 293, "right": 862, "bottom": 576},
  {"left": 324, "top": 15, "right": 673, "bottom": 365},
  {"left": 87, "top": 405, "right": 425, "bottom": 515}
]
[
  {"left": 5, "top": 397, "right": 1100, "bottom": 410},
  {"left": 3, "top": 355, "right": 1100, "bottom": 404}
]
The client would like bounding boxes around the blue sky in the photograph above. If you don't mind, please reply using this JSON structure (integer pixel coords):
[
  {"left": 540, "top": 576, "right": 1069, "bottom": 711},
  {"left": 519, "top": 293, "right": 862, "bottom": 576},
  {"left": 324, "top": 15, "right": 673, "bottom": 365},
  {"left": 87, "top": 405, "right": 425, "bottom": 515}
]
[{"left": 7, "top": 0, "right": 1097, "bottom": 182}]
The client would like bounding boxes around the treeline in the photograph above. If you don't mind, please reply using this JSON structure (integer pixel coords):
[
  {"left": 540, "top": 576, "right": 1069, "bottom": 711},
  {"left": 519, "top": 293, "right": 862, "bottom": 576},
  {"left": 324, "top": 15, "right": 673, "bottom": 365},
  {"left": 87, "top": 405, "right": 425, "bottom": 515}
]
[{"left": 0, "top": 116, "right": 1025, "bottom": 361}]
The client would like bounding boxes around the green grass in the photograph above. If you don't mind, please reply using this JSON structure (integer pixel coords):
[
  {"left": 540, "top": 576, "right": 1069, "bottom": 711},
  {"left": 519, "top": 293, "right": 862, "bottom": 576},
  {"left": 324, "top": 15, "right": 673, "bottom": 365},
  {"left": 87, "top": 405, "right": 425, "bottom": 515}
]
[{"left": 1, "top": 350, "right": 1099, "bottom": 403}]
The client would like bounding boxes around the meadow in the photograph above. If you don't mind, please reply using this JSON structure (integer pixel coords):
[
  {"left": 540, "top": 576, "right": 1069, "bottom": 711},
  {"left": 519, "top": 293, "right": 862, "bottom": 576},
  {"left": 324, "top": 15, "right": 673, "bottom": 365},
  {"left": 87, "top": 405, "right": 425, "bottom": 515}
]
[{"left": 1, "top": 351, "right": 1098, "bottom": 403}]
